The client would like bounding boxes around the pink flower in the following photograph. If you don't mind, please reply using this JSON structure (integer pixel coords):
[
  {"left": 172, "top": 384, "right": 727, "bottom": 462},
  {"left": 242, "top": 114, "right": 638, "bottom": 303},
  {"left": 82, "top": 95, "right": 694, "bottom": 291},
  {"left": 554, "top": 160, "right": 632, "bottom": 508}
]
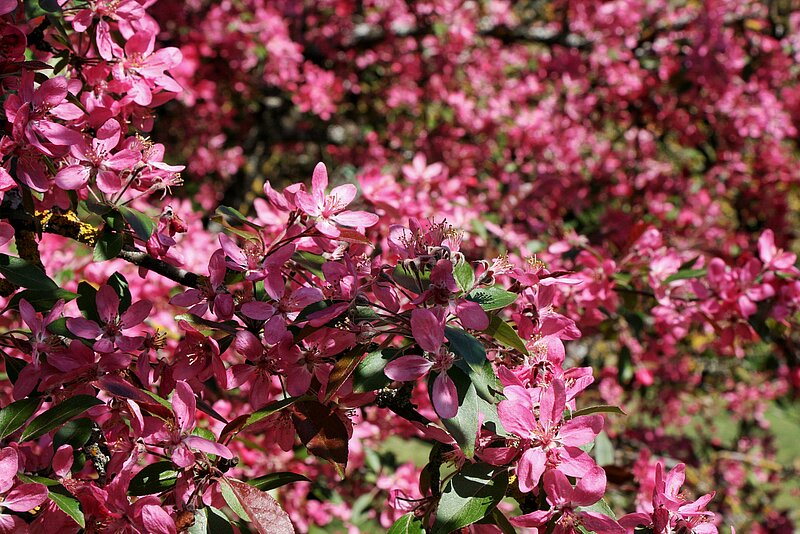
[
  {"left": 171, "top": 249, "right": 234, "bottom": 320},
  {"left": 295, "top": 162, "right": 379, "bottom": 237},
  {"left": 111, "top": 30, "right": 183, "bottom": 106},
  {"left": 510, "top": 467, "right": 624, "bottom": 533},
  {"left": 620, "top": 462, "right": 717, "bottom": 534},
  {"left": 415, "top": 259, "right": 488, "bottom": 330},
  {"left": 66, "top": 284, "right": 152, "bottom": 353},
  {"left": 384, "top": 307, "right": 459, "bottom": 419},
  {"left": 155, "top": 381, "right": 233, "bottom": 468},
  {"left": 219, "top": 234, "right": 295, "bottom": 297},
  {"left": 0, "top": 447, "right": 48, "bottom": 532},
  {"left": 497, "top": 379, "right": 602, "bottom": 492}
]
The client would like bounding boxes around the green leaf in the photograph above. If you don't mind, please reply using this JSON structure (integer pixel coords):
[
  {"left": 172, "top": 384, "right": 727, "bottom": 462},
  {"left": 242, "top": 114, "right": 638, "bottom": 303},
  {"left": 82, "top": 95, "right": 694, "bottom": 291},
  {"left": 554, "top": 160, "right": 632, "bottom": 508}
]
[
  {"left": 482, "top": 316, "right": 529, "bottom": 355},
  {"left": 129, "top": 462, "right": 179, "bottom": 495},
  {"left": 76, "top": 281, "right": 100, "bottom": 323},
  {"left": 218, "top": 477, "right": 250, "bottom": 522},
  {"left": 206, "top": 507, "right": 235, "bottom": 534},
  {"left": 592, "top": 431, "right": 615, "bottom": 466},
  {"left": 0, "top": 397, "right": 41, "bottom": 439},
  {"left": 20, "top": 395, "right": 104, "bottom": 442},
  {"left": 247, "top": 472, "right": 311, "bottom": 491},
  {"left": 447, "top": 328, "right": 500, "bottom": 402},
  {"left": 293, "top": 251, "right": 325, "bottom": 279},
  {"left": 569, "top": 405, "right": 626, "bottom": 419},
  {"left": 107, "top": 272, "right": 131, "bottom": 313},
  {"left": 5, "top": 287, "right": 78, "bottom": 313},
  {"left": 53, "top": 418, "right": 94, "bottom": 450},
  {"left": 93, "top": 232, "right": 123, "bottom": 262},
  {"left": 453, "top": 260, "right": 475, "bottom": 293},
  {"left": 436, "top": 367, "right": 479, "bottom": 458},
  {"left": 392, "top": 263, "right": 430, "bottom": 293},
  {"left": 216, "top": 205, "right": 263, "bottom": 229},
  {"left": 489, "top": 507, "right": 516, "bottom": 534},
  {"left": 388, "top": 512, "right": 425, "bottom": 534},
  {"left": 118, "top": 205, "right": 155, "bottom": 241},
  {"left": 0, "top": 254, "right": 58, "bottom": 289},
  {"left": 465, "top": 285, "right": 517, "bottom": 311},
  {"left": 2, "top": 355, "right": 26, "bottom": 384},
  {"left": 577, "top": 497, "right": 617, "bottom": 520},
  {"left": 49, "top": 488, "right": 85, "bottom": 528},
  {"left": 664, "top": 268, "right": 707, "bottom": 284},
  {"left": 352, "top": 348, "right": 398, "bottom": 393},
  {"left": 187, "top": 507, "right": 209, "bottom": 534},
  {"left": 432, "top": 463, "right": 509, "bottom": 534}
]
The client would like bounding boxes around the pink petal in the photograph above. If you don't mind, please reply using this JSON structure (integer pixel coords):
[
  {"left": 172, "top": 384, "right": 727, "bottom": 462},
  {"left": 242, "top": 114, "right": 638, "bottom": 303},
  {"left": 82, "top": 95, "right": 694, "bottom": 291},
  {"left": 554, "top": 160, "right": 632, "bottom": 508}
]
[
  {"left": 455, "top": 300, "right": 489, "bottom": 330},
  {"left": 294, "top": 190, "right": 321, "bottom": 217},
  {"left": 572, "top": 466, "right": 606, "bottom": 506},
  {"left": 53, "top": 445, "right": 74, "bottom": 478},
  {"left": 54, "top": 165, "right": 90, "bottom": 190},
  {"left": 331, "top": 210, "right": 379, "bottom": 228},
  {"left": 497, "top": 399, "right": 536, "bottom": 438},
  {"left": 410, "top": 308, "right": 445, "bottom": 353},
  {"left": 241, "top": 301, "right": 275, "bottom": 321},
  {"left": 508, "top": 510, "right": 552, "bottom": 527},
  {"left": 328, "top": 183, "right": 357, "bottom": 208},
  {"left": 0, "top": 448, "right": 18, "bottom": 494},
  {"left": 580, "top": 512, "right": 625, "bottom": 534},
  {"left": 2, "top": 483, "right": 48, "bottom": 512},
  {"left": 139, "top": 503, "right": 177, "bottom": 534},
  {"left": 96, "top": 285, "right": 120, "bottom": 324},
  {"left": 234, "top": 330, "right": 263, "bottom": 361},
  {"left": 66, "top": 317, "right": 102, "bottom": 339},
  {"left": 314, "top": 218, "right": 340, "bottom": 238},
  {"left": 432, "top": 372, "right": 458, "bottom": 419},
  {"left": 218, "top": 234, "right": 247, "bottom": 267},
  {"left": 172, "top": 381, "right": 196, "bottom": 434},
  {"left": 120, "top": 300, "right": 152, "bottom": 328},
  {"left": 183, "top": 436, "right": 233, "bottom": 459},
  {"left": 311, "top": 162, "right": 328, "bottom": 203},
  {"left": 384, "top": 355, "right": 433, "bottom": 382},
  {"left": 558, "top": 447, "right": 597, "bottom": 478},
  {"left": 516, "top": 448, "right": 547, "bottom": 493},
  {"left": 559, "top": 415, "right": 603, "bottom": 446},
  {"left": 96, "top": 169, "right": 122, "bottom": 194},
  {"left": 542, "top": 469, "right": 574, "bottom": 507}
]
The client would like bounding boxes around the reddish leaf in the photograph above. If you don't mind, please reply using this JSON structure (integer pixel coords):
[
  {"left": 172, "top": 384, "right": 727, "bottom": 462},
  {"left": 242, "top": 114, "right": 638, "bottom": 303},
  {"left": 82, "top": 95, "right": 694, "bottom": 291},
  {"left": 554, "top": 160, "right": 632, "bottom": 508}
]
[
  {"left": 323, "top": 344, "right": 368, "bottom": 403},
  {"left": 224, "top": 478, "right": 295, "bottom": 534},
  {"left": 291, "top": 401, "right": 349, "bottom": 474},
  {"left": 334, "top": 228, "right": 372, "bottom": 245},
  {"left": 95, "top": 375, "right": 172, "bottom": 418}
]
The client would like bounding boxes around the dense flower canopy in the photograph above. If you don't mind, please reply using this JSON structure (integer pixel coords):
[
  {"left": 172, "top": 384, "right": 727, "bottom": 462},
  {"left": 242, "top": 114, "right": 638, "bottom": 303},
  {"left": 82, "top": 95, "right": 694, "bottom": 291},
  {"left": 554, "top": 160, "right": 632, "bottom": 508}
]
[{"left": 0, "top": 0, "right": 798, "bottom": 532}]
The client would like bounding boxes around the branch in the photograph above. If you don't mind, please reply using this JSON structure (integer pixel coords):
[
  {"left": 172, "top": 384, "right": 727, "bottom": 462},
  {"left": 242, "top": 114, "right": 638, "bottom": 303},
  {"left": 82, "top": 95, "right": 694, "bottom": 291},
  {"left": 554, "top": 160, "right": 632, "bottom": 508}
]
[{"left": 117, "top": 249, "right": 203, "bottom": 289}]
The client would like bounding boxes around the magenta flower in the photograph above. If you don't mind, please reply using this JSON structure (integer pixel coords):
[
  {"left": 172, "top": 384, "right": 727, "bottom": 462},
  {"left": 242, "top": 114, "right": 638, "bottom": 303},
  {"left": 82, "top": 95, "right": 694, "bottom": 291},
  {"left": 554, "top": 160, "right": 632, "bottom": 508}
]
[
  {"left": 510, "top": 467, "right": 624, "bottom": 533},
  {"left": 111, "top": 30, "right": 183, "bottom": 106},
  {"left": 294, "top": 162, "right": 379, "bottom": 237},
  {"left": 154, "top": 381, "right": 233, "bottom": 468},
  {"left": 416, "top": 259, "right": 488, "bottom": 330},
  {"left": 384, "top": 307, "right": 459, "bottom": 419},
  {"left": 67, "top": 284, "right": 152, "bottom": 353},
  {"left": 219, "top": 234, "right": 295, "bottom": 298},
  {"left": 0, "top": 447, "right": 48, "bottom": 532},
  {"left": 54, "top": 119, "right": 141, "bottom": 193},
  {"left": 620, "top": 462, "right": 717, "bottom": 534},
  {"left": 497, "top": 379, "right": 602, "bottom": 492},
  {"left": 171, "top": 248, "right": 234, "bottom": 320}
]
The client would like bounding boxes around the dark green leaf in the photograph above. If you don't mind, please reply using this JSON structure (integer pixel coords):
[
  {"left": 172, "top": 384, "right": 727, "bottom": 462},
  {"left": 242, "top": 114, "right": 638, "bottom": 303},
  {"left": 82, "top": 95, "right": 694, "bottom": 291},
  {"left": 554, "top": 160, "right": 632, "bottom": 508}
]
[
  {"left": 352, "top": 348, "right": 398, "bottom": 393},
  {"left": 118, "top": 206, "right": 155, "bottom": 241},
  {"left": 129, "top": 462, "right": 179, "bottom": 495},
  {"left": 392, "top": 263, "right": 430, "bottom": 293},
  {"left": 663, "top": 268, "right": 707, "bottom": 284},
  {"left": 5, "top": 287, "right": 78, "bottom": 313},
  {"left": 432, "top": 463, "right": 509, "bottom": 534},
  {"left": 293, "top": 251, "right": 325, "bottom": 279},
  {"left": 466, "top": 285, "right": 517, "bottom": 311},
  {"left": 20, "top": 395, "right": 104, "bottom": 442},
  {"left": 107, "top": 272, "right": 131, "bottom": 313},
  {"left": 0, "top": 397, "right": 41, "bottom": 439},
  {"left": 247, "top": 472, "right": 311, "bottom": 491},
  {"left": 2, "top": 355, "right": 26, "bottom": 384},
  {"left": 388, "top": 513, "right": 425, "bottom": 534},
  {"left": 489, "top": 507, "right": 516, "bottom": 534},
  {"left": 93, "top": 232, "right": 123, "bottom": 262},
  {"left": 0, "top": 254, "right": 58, "bottom": 290},
  {"left": 216, "top": 205, "right": 263, "bottom": 229},
  {"left": 482, "top": 316, "right": 528, "bottom": 355},
  {"left": 76, "top": 281, "right": 100, "bottom": 323},
  {"left": 569, "top": 405, "right": 626, "bottom": 419},
  {"left": 447, "top": 328, "right": 499, "bottom": 402},
  {"left": 53, "top": 418, "right": 94, "bottom": 450},
  {"left": 453, "top": 260, "right": 475, "bottom": 293},
  {"left": 38, "top": 0, "right": 62, "bottom": 12},
  {"left": 207, "top": 507, "right": 235, "bottom": 534},
  {"left": 436, "top": 367, "right": 479, "bottom": 458}
]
